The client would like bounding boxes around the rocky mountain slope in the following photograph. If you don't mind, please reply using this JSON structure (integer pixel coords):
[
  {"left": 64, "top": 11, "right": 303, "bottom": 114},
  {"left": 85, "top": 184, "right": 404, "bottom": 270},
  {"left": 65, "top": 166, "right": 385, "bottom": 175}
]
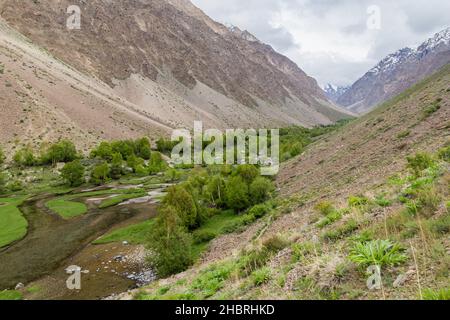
[
  {"left": 0, "top": 0, "right": 351, "bottom": 152},
  {"left": 324, "top": 84, "right": 350, "bottom": 103},
  {"left": 116, "top": 65, "right": 449, "bottom": 300},
  {"left": 337, "top": 27, "right": 450, "bottom": 114}
]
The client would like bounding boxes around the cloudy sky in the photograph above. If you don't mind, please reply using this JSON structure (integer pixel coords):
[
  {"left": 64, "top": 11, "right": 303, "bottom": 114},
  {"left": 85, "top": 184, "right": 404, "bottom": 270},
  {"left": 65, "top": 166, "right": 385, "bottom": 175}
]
[{"left": 191, "top": 0, "right": 450, "bottom": 87}]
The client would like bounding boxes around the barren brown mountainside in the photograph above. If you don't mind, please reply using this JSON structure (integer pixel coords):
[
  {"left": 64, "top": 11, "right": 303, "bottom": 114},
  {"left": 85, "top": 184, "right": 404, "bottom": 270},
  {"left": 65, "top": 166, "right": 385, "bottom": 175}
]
[{"left": 0, "top": 0, "right": 351, "bottom": 153}]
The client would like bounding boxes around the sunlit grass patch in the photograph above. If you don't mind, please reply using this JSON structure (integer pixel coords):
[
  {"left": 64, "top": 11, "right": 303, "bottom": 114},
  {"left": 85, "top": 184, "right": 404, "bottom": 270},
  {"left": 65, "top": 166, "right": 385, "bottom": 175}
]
[{"left": 45, "top": 199, "right": 87, "bottom": 219}]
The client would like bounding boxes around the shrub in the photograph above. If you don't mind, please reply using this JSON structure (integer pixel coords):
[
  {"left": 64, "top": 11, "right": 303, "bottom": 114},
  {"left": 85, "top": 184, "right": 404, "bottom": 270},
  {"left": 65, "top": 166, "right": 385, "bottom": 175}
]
[
  {"left": 225, "top": 176, "right": 250, "bottom": 212},
  {"left": 291, "top": 242, "right": 317, "bottom": 263},
  {"left": 60, "top": 160, "right": 85, "bottom": 187},
  {"left": 315, "top": 201, "right": 335, "bottom": 216},
  {"left": 90, "top": 142, "right": 113, "bottom": 161},
  {"left": 0, "top": 146, "right": 4, "bottom": 165},
  {"left": 422, "top": 101, "right": 441, "bottom": 118},
  {"left": 8, "top": 180, "right": 24, "bottom": 192},
  {"left": 262, "top": 235, "right": 289, "bottom": 253},
  {"left": 349, "top": 240, "right": 408, "bottom": 268},
  {"left": 437, "top": 145, "right": 450, "bottom": 162},
  {"left": 134, "top": 137, "right": 151, "bottom": 160},
  {"left": 0, "top": 172, "right": 6, "bottom": 194},
  {"left": 193, "top": 230, "right": 217, "bottom": 244},
  {"left": 422, "top": 288, "right": 450, "bottom": 300},
  {"left": 317, "top": 210, "right": 343, "bottom": 228},
  {"left": 13, "top": 146, "right": 35, "bottom": 167},
  {"left": 235, "top": 165, "right": 259, "bottom": 184},
  {"left": 239, "top": 247, "right": 271, "bottom": 276},
  {"left": 249, "top": 177, "right": 274, "bottom": 204},
  {"left": 251, "top": 267, "right": 271, "bottom": 286},
  {"left": 407, "top": 152, "right": 435, "bottom": 176},
  {"left": 348, "top": 195, "right": 369, "bottom": 207},
  {"left": 248, "top": 203, "right": 271, "bottom": 219},
  {"left": 375, "top": 195, "right": 392, "bottom": 207}
]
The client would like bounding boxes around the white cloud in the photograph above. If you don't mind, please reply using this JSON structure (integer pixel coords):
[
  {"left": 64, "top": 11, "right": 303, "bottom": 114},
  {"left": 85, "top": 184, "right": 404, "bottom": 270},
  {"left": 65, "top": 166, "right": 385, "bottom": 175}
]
[{"left": 191, "top": 0, "right": 450, "bottom": 87}]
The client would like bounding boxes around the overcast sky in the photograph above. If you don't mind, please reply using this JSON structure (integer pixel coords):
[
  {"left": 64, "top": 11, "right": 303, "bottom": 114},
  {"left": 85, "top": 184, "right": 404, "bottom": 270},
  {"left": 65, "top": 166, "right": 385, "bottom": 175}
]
[{"left": 191, "top": 0, "right": 450, "bottom": 87}]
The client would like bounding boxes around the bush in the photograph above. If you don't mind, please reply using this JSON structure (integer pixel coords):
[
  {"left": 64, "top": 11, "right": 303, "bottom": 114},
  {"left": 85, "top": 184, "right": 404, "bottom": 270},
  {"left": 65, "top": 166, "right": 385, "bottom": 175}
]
[
  {"left": 248, "top": 203, "right": 271, "bottom": 219},
  {"left": 60, "top": 160, "right": 85, "bottom": 187},
  {"left": 315, "top": 201, "right": 335, "bottom": 216},
  {"left": 249, "top": 177, "right": 274, "bottom": 204},
  {"left": 263, "top": 235, "right": 289, "bottom": 253},
  {"left": 90, "top": 142, "right": 113, "bottom": 161},
  {"left": 407, "top": 152, "right": 435, "bottom": 176},
  {"left": 225, "top": 176, "right": 250, "bottom": 212},
  {"left": 0, "top": 172, "right": 7, "bottom": 194},
  {"left": 235, "top": 165, "right": 259, "bottom": 184},
  {"left": 348, "top": 195, "right": 369, "bottom": 207},
  {"left": 8, "top": 180, "right": 24, "bottom": 192},
  {"left": 0, "top": 146, "right": 4, "bottom": 165},
  {"left": 148, "top": 152, "right": 167, "bottom": 174},
  {"left": 438, "top": 145, "right": 450, "bottom": 162},
  {"left": 90, "top": 162, "right": 110, "bottom": 185},
  {"left": 193, "top": 230, "right": 217, "bottom": 244},
  {"left": 239, "top": 247, "right": 271, "bottom": 276},
  {"left": 251, "top": 267, "right": 271, "bottom": 286},
  {"left": 349, "top": 240, "right": 408, "bottom": 268},
  {"left": 146, "top": 206, "right": 194, "bottom": 277},
  {"left": 134, "top": 137, "right": 151, "bottom": 160},
  {"left": 110, "top": 153, "right": 124, "bottom": 179},
  {"left": 13, "top": 146, "right": 35, "bottom": 167}
]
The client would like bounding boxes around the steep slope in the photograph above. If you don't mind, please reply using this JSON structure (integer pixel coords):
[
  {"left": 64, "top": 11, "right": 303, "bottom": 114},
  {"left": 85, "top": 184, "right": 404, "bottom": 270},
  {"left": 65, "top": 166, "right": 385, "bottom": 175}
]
[
  {"left": 115, "top": 65, "right": 449, "bottom": 300},
  {"left": 0, "top": 18, "right": 170, "bottom": 155},
  {"left": 338, "top": 28, "right": 450, "bottom": 113},
  {"left": 0, "top": 0, "right": 351, "bottom": 140},
  {"left": 324, "top": 84, "right": 350, "bottom": 103}
]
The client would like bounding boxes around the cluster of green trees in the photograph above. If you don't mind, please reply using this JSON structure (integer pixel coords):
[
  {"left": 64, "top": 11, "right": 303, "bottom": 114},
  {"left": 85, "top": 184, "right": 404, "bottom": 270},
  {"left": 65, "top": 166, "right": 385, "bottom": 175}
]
[
  {"left": 280, "top": 119, "right": 351, "bottom": 161},
  {"left": 146, "top": 164, "right": 275, "bottom": 277},
  {"left": 60, "top": 138, "right": 167, "bottom": 187},
  {"left": 12, "top": 140, "right": 78, "bottom": 168}
]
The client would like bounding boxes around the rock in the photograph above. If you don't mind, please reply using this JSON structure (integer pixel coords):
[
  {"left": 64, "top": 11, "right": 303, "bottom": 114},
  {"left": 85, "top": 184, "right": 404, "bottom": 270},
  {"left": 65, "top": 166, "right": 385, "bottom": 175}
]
[
  {"left": 122, "top": 241, "right": 129, "bottom": 246},
  {"left": 113, "top": 255, "right": 124, "bottom": 262},
  {"left": 15, "top": 283, "right": 24, "bottom": 290},
  {"left": 393, "top": 274, "right": 407, "bottom": 288}
]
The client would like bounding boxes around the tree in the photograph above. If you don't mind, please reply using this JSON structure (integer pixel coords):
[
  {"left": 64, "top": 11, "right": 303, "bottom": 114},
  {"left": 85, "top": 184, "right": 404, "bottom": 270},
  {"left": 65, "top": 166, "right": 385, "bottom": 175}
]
[
  {"left": 148, "top": 152, "right": 167, "bottom": 174},
  {"left": 225, "top": 176, "right": 250, "bottom": 212},
  {"left": 164, "top": 185, "right": 198, "bottom": 228},
  {"left": 135, "top": 137, "right": 151, "bottom": 160},
  {"left": 42, "top": 140, "right": 78, "bottom": 165},
  {"left": 235, "top": 164, "right": 259, "bottom": 185},
  {"left": 0, "top": 146, "right": 4, "bottom": 165},
  {"left": 126, "top": 154, "right": 145, "bottom": 173},
  {"left": 0, "top": 172, "right": 7, "bottom": 194},
  {"left": 91, "top": 162, "right": 110, "bottom": 185},
  {"left": 249, "top": 177, "right": 274, "bottom": 205},
  {"left": 146, "top": 205, "right": 194, "bottom": 277},
  {"left": 61, "top": 160, "right": 85, "bottom": 187},
  {"left": 13, "top": 146, "right": 35, "bottom": 167},
  {"left": 90, "top": 142, "right": 113, "bottom": 161},
  {"left": 110, "top": 153, "right": 124, "bottom": 180},
  {"left": 204, "top": 175, "right": 226, "bottom": 207},
  {"left": 111, "top": 140, "right": 134, "bottom": 160}
]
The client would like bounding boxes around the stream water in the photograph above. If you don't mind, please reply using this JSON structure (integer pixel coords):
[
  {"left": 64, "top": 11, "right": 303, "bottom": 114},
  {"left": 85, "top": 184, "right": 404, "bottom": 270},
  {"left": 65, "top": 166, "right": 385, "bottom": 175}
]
[{"left": 0, "top": 187, "right": 163, "bottom": 299}]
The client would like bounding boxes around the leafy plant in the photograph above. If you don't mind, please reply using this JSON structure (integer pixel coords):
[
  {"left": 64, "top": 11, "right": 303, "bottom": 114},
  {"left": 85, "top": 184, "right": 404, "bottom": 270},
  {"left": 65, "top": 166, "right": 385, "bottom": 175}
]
[
  {"left": 251, "top": 267, "right": 271, "bottom": 286},
  {"left": 422, "top": 288, "right": 450, "bottom": 300},
  {"left": 349, "top": 240, "right": 408, "bottom": 268}
]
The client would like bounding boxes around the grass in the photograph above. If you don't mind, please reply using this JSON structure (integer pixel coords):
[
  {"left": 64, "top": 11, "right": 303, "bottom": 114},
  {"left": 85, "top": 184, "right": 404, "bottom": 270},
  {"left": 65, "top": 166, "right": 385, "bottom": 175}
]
[
  {"left": 0, "top": 290, "right": 23, "bottom": 300},
  {"left": 422, "top": 288, "right": 450, "bottom": 300},
  {"left": 45, "top": 199, "right": 87, "bottom": 219},
  {"left": 98, "top": 192, "right": 147, "bottom": 209},
  {"left": 0, "top": 196, "right": 28, "bottom": 248},
  {"left": 93, "top": 219, "right": 155, "bottom": 245}
]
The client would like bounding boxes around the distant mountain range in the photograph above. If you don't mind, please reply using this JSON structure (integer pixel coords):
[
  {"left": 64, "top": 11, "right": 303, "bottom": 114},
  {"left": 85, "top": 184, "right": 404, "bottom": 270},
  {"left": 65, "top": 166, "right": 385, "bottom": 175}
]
[{"left": 330, "top": 27, "right": 450, "bottom": 114}]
